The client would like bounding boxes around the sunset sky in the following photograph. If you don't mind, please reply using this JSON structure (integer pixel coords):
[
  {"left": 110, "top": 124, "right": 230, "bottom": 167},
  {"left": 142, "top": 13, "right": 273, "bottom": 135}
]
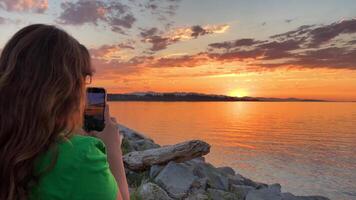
[{"left": 1, "top": 0, "right": 356, "bottom": 101}]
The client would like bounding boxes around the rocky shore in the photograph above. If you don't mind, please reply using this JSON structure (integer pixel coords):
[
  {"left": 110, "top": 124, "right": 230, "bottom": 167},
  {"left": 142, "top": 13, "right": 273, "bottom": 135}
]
[{"left": 117, "top": 124, "right": 330, "bottom": 200}]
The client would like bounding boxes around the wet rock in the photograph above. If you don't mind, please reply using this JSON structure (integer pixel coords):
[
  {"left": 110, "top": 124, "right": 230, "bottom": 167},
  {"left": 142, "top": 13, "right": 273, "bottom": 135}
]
[
  {"left": 137, "top": 182, "right": 173, "bottom": 200},
  {"left": 155, "top": 161, "right": 198, "bottom": 199}
]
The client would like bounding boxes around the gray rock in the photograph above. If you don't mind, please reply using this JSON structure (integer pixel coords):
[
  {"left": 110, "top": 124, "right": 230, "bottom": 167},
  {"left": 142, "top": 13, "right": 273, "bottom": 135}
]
[
  {"left": 191, "top": 178, "right": 208, "bottom": 190},
  {"left": 118, "top": 124, "right": 154, "bottom": 142},
  {"left": 230, "top": 184, "right": 254, "bottom": 199},
  {"left": 246, "top": 183, "right": 282, "bottom": 200},
  {"left": 217, "top": 166, "right": 235, "bottom": 176},
  {"left": 132, "top": 139, "right": 160, "bottom": 151},
  {"left": 227, "top": 173, "right": 267, "bottom": 189},
  {"left": 185, "top": 192, "right": 209, "bottom": 200},
  {"left": 207, "top": 188, "right": 242, "bottom": 200},
  {"left": 137, "top": 182, "right": 173, "bottom": 200},
  {"left": 150, "top": 164, "right": 165, "bottom": 178},
  {"left": 155, "top": 161, "right": 198, "bottom": 199},
  {"left": 281, "top": 193, "right": 330, "bottom": 200},
  {"left": 193, "top": 162, "right": 229, "bottom": 191}
]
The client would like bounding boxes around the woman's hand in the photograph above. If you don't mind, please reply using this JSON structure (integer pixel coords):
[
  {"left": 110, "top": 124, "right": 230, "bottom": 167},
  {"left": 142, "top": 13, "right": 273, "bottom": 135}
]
[{"left": 89, "top": 104, "right": 123, "bottom": 150}]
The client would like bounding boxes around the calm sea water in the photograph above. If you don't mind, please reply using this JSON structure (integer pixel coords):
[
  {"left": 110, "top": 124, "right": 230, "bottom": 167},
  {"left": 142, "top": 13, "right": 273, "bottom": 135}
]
[{"left": 109, "top": 102, "right": 356, "bottom": 200}]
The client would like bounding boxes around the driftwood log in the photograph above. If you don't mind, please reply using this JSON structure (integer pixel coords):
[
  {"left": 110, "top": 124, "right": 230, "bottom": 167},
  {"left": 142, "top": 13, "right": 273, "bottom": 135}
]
[{"left": 123, "top": 140, "right": 210, "bottom": 171}]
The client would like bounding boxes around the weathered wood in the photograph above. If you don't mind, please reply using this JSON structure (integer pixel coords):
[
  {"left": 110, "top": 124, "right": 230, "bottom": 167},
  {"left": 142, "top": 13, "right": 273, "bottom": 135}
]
[{"left": 123, "top": 140, "right": 211, "bottom": 171}]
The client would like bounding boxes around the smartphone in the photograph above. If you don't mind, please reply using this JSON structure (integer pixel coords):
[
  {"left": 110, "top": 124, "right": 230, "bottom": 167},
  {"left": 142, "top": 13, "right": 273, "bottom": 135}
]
[{"left": 83, "top": 87, "right": 106, "bottom": 132}]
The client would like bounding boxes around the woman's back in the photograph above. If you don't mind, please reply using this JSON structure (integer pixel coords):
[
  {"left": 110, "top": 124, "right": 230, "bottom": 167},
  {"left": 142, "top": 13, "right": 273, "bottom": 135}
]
[{"left": 30, "top": 135, "right": 118, "bottom": 200}]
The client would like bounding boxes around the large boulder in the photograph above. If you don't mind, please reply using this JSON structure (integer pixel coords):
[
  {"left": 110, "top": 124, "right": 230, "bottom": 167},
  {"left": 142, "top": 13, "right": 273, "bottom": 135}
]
[
  {"left": 230, "top": 184, "right": 255, "bottom": 199},
  {"left": 193, "top": 162, "right": 229, "bottom": 191},
  {"left": 149, "top": 164, "right": 165, "bottom": 178},
  {"left": 136, "top": 182, "right": 173, "bottom": 200},
  {"left": 124, "top": 140, "right": 210, "bottom": 171},
  {"left": 154, "top": 161, "right": 199, "bottom": 199}
]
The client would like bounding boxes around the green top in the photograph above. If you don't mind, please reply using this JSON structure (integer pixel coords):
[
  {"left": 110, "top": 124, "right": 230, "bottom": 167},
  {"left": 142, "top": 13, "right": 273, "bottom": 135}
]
[{"left": 30, "top": 135, "right": 118, "bottom": 200}]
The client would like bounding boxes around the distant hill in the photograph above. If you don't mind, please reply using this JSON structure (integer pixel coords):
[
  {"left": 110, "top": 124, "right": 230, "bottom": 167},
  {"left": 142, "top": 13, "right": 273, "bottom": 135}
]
[{"left": 107, "top": 92, "right": 325, "bottom": 102}]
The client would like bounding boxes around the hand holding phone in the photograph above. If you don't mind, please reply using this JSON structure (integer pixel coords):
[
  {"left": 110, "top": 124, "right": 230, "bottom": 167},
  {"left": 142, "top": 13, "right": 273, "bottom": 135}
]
[{"left": 83, "top": 87, "right": 106, "bottom": 132}]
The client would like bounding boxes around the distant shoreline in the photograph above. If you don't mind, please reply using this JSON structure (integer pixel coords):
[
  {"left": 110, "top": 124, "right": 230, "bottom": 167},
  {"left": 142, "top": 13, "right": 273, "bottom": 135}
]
[{"left": 107, "top": 92, "right": 328, "bottom": 102}]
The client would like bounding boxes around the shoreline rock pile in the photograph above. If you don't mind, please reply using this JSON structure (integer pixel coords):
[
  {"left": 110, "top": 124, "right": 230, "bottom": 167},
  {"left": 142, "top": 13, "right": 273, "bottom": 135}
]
[{"left": 117, "top": 124, "right": 330, "bottom": 200}]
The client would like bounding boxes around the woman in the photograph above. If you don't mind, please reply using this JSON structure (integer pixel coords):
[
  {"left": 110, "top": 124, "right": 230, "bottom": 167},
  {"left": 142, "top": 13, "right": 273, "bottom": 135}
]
[{"left": 0, "top": 24, "right": 129, "bottom": 200}]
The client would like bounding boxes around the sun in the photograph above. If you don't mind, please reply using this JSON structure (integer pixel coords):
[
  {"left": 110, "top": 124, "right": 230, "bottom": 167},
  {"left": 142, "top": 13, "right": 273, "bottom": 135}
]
[{"left": 229, "top": 89, "right": 249, "bottom": 97}]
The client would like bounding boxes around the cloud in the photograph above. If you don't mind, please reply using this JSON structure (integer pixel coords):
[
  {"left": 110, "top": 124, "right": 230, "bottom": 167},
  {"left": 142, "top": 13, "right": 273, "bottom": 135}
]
[
  {"left": 90, "top": 19, "right": 356, "bottom": 77},
  {"left": 135, "top": 0, "right": 182, "bottom": 27},
  {"left": 308, "top": 19, "right": 356, "bottom": 47},
  {"left": 140, "top": 24, "right": 229, "bottom": 51},
  {"left": 207, "top": 19, "right": 356, "bottom": 71},
  {"left": 209, "top": 38, "right": 264, "bottom": 50},
  {"left": 0, "top": 0, "right": 48, "bottom": 13},
  {"left": 271, "top": 19, "right": 356, "bottom": 48},
  {"left": 58, "top": 0, "right": 136, "bottom": 34}
]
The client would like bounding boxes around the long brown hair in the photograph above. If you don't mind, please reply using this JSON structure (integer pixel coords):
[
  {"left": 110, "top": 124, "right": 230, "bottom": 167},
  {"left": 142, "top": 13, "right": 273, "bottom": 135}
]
[{"left": 0, "top": 24, "right": 93, "bottom": 200}]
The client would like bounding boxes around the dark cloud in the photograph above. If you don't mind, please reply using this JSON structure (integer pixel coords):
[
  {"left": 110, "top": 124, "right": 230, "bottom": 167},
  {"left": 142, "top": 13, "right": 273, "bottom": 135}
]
[
  {"left": 308, "top": 19, "right": 356, "bottom": 47},
  {"left": 271, "top": 19, "right": 356, "bottom": 48},
  {"left": 130, "top": 0, "right": 182, "bottom": 29},
  {"left": 91, "top": 19, "right": 356, "bottom": 76},
  {"left": 270, "top": 25, "right": 314, "bottom": 40},
  {"left": 207, "top": 19, "right": 356, "bottom": 71},
  {"left": 0, "top": 0, "right": 48, "bottom": 13},
  {"left": 140, "top": 24, "right": 229, "bottom": 52},
  {"left": 58, "top": 0, "right": 136, "bottom": 34},
  {"left": 140, "top": 27, "right": 159, "bottom": 38},
  {"left": 289, "top": 47, "right": 356, "bottom": 69},
  {"left": 191, "top": 25, "right": 208, "bottom": 38},
  {"left": 209, "top": 39, "right": 263, "bottom": 50}
]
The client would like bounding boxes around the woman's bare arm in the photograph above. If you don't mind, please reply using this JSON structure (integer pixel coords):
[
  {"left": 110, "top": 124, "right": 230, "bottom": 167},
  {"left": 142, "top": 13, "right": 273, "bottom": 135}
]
[
  {"left": 88, "top": 104, "right": 130, "bottom": 200},
  {"left": 107, "top": 144, "right": 130, "bottom": 200}
]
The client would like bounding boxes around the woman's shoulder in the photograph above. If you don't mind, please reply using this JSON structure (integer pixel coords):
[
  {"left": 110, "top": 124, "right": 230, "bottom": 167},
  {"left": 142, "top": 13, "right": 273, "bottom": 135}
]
[
  {"left": 35, "top": 134, "right": 107, "bottom": 174},
  {"left": 31, "top": 135, "right": 117, "bottom": 200},
  {"left": 60, "top": 134, "right": 106, "bottom": 154}
]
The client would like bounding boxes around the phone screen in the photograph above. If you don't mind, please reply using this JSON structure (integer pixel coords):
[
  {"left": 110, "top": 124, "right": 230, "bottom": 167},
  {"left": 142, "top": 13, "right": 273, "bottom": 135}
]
[{"left": 83, "top": 87, "right": 106, "bottom": 132}]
